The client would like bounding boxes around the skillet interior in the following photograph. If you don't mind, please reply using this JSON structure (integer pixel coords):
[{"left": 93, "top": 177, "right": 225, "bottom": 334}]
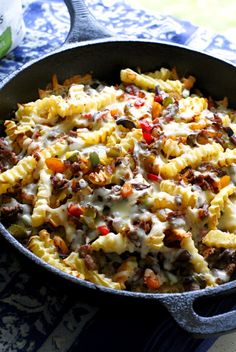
[
  {"left": 1, "top": 38, "right": 236, "bottom": 336},
  {"left": 1, "top": 38, "right": 236, "bottom": 118}
]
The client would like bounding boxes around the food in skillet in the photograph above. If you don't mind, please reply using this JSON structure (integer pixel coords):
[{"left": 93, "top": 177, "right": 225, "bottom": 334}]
[{"left": 1, "top": 67, "right": 236, "bottom": 292}]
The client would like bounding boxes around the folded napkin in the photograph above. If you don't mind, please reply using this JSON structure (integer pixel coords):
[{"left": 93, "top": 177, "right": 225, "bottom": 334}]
[{"left": 1, "top": 1, "right": 236, "bottom": 351}]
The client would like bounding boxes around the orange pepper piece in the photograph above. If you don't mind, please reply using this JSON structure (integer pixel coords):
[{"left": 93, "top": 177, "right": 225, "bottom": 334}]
[
  {"left": 146, "top": 276, "right": 160, "bottom": 290},
  {"left": 121, "top": 182, "right": 133, "bottom": 198},
  {"left": 144, "top": 269, "right": 161, "bottom": 289},
  {"left": 169, "top": 136, "right": 187, "bottom": 143},
  {"left": 219, "top": 175, "right": 230, "bottom": 189},
  {"left": 110, "top": 108, "right": 121, "bottom": 118},
  {"left": 190, "top": 122, "right": 206, "bottom": 130},
  {"left": 205, "top": 131, "right": 219, "bottom": 138},
  {"left": 182, "top": 75, "right": 196, "bottom": 90},
  {"left": 152, "top": 101, "right": 162, "bottom": 119},
  {"left": 45, "top": 157, "right": 66, "bottom": 173}
]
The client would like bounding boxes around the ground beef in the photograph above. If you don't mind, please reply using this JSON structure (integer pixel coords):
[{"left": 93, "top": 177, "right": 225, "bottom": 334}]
[
  {"left": 0, "top": 203, "right": 23, "bottom": 226},
  {"left": 78, "top": 244, "right": 92, "bottom": 258},
  {"left": 128, "top": 230, "right": 141, "bottom": 247},
  {"left": 0, "top": 204, "right": 23, "bottom": 218},
  {"left": 51, "top": 175, "right": 69, "bottom": 192},
  {"left": 84, "top": 254, "right": 97, "bottom": 270},
  {"left": 207, "top": 248, "right": 236, "bottom": 271},
  {"left": 0, "top": 138, "right": 17, "bottom": 172},
  {"left": 183, "top": 277, "right": 201, "bottom": 291},
  {"left": 225, "top": 263, "right": 236, "bottom": 278}
]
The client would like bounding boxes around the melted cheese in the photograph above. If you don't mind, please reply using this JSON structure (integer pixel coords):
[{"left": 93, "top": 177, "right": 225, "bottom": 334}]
[
  {"left": 162, "top": 122, "right": 193, "bottom": 137},
  {"left": 3, "top": 67, "right": 236, "bottom": 293}
]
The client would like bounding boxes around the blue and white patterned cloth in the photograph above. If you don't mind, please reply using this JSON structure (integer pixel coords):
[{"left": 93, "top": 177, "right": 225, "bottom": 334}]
[{"left": 1, "top": 1, "right": 236, "bottom": 351}]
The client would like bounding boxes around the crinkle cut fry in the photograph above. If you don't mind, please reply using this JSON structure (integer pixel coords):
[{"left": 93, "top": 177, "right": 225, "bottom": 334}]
[
  {"left": 120, "top": 68, "right": 183, "bottom": 94},
  {"left": 39, "top": 139, "right": 68, "bottom": 161},
  {"left": 203, "top": 229, "right": 236, "bottom": 248},
  {"left": 4, "top": 120, "right": 17, "bottom": 140},
  {"left": 208, "top": 185, "right": 236, "bottom": 229},
  {"left": 160, "top": 180, "right": 197, "bottom": 208},
  {"left": 31, "top": 168, "right": 52, "bottom": 227},
  {"left": 91, "top": 233, "right": 135, "bottom": 255},
  {"left": 0, "top": 156, "right": 37, "bottom": 195},
  {"left": 181, "top": 236, "right": 216, "bottom": 286},
  {"left": 64, "top": 252, "right": 121, "bottom": 289},
  {"left": 18, "top": 86, "right": 117, "bottom": 119},
  {"left": 159, "top": 143, "right": 223, "bottom": 178},
  {"left": 28, "top": 230, "right": 81, "bottom": 277},
  {"left": 161, "top": 138, "right": 191, "bottom": 158},
  {"left": 215, "top": 148, "right": 236, "bottom": 168},
  {"left": 78, "top": 123, "right": 116, "bottom": 146}
]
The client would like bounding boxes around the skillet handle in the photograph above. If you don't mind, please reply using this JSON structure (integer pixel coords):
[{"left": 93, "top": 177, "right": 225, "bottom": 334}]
[
  {"left": 64, "top": 0, "right": 113, "bottom": 43},
  {"left": 161, "top": 286, "right": 236, "bottom": 337}
]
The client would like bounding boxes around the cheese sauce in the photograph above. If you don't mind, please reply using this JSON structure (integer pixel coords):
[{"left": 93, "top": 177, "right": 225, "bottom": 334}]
[{"left": 1, "top": 67, "right": 236, "bottom": 293}]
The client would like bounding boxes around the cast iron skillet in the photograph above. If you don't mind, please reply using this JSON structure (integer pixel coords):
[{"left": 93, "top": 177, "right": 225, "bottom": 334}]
[{"left": 1, "top": 0, "right": 236, "bottom": 337}]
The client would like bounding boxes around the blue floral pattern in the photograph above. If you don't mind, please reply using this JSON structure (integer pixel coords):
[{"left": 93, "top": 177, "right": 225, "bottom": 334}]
[{"left": 0, "top": 1, "right": 236, "bottom": 351}]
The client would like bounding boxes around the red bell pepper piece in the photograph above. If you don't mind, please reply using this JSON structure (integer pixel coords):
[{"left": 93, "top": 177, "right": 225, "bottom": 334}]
[
  {"left": 143, "top": 132, "right": 153, "bottom": 144},
  {"left": 147, "top": 173, "right": 160, "bottom": 182},
  {"left": 83, "top": 113, "right": 93, "bottom": 119},
  {"left": 154, "top": 95, "right": 163, "bottom": 103},
  {"left": 98, "top": 225, "right": 110, "bottom": 236},
  {"left": 134, "top": 98, "right": 145, "bottom": 108},
  {"left": 139, "top": 120, "right": 153, "bottom": 133}
]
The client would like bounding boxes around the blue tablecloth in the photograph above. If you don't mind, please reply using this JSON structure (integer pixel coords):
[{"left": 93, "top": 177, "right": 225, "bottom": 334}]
[{"left": 1, "top": 1, "right": 236, "bottom": 351}]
